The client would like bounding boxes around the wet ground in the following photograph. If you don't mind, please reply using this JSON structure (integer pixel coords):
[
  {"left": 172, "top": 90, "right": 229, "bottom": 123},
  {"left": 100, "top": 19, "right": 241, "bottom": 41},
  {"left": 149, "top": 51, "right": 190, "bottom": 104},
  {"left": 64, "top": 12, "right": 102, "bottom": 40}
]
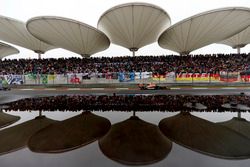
[
  {"left": 0, "top": 88, "right": 250, "bottom": 167},
  {"left": 1, "top": 87, "right": 250, "bottom": 97}
]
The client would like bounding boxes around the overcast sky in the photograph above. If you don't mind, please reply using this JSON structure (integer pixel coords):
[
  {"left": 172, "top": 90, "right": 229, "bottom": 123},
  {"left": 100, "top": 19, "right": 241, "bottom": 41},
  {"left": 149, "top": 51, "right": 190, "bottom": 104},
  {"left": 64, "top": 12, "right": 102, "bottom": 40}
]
[{"left": 1, "top": 0, "right": 250, "bottom": 59}]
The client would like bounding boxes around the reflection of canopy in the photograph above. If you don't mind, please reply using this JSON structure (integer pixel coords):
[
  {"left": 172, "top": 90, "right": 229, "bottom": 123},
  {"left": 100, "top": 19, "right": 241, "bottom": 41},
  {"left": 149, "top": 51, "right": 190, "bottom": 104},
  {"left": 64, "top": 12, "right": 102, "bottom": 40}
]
[
  {"left": 158, "top": 7, "right": 250, "bottom": 55},
  {"left": 219, "top": 26, "right": 250, "bottom": 49},
  {"left": 0, "top": 42, "right": 19, "bottom": 59},
  {"left": 159, "top": 112, "right": 250, "bottom": 159},
  {"left": 184, "top": 102, "right": 207, "bottom": 110},
  {"left": 98, "top": 2, "right": 171, "bottom": 51},
  {"left": 0, "top": 15, "right": 54, "bottom": 54},
  {"left": 28, "top": 112, "right": 111, "bottom": 153},
  {"left": 26, "top": 16, "right": 110, "bottom": 57},
  {"left": 99, "top": 116, "right": 172, "bottom": 165},
  {"left": 0, "top": 116, "right": 56, "bottom": 155},
  {"left": 0, "top": 107, "right": 20, "bottom": 128},
  {"left": 218, "top": 117, "right": 250, "bottom": 139},
  {"left": 221, "top": 103, "right": 250, "bottom": 111}
]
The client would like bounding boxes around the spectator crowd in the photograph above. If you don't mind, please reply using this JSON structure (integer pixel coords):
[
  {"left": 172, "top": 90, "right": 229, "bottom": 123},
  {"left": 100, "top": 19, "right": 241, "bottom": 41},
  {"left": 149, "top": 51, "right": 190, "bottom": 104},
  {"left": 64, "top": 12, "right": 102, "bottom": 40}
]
[
  {"left": 0, "top": 53, "right": 249, "bottom": 75},
  {"left": 4, "top": 94, "right": 250, "bottom": 112}
]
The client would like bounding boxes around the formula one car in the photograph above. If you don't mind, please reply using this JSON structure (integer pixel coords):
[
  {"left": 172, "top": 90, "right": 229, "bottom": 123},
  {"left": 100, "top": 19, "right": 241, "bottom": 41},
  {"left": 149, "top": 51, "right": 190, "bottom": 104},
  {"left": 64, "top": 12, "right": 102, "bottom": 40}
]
[{"left": 138, "top": 83, "right": 170, "bottom": 90}]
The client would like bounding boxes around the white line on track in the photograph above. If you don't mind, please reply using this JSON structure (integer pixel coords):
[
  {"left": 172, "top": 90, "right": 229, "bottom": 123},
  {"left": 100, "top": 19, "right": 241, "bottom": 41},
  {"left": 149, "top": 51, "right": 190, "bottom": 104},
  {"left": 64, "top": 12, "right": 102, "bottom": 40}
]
[
  {"left": 91, "top": 88, "right": 105, "bottom": 90},
  {"left": 20, "top": 89, "right": 34, "bottom": 90},
  {"left": 192, "top": 87, "right": 208, "bottom": 89},
  {"left": 67, "top": 88, "right": 81, "bottom": 90},
  {"left": 221, "top": 87, "right": 236, "bottom": 89},
  {"left": 170, "top": 88, "right": 180, "bottom": 90},
  {"left": 44, "top": 88, "right": 57, "bottom": 90},
  {"left": 116, "top": 88, "right": 129, "bottom": 90}
]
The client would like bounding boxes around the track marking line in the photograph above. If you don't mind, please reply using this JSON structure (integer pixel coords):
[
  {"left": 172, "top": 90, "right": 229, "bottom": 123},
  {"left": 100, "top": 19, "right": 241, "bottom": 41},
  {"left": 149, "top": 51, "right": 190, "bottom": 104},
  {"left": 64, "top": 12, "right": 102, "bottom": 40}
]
[
  {"left": 221, "top": 87, "right": 236, "bottom": 89},
  {"left": 67, "top": 88, "right": 81, "bottom": 90},
  {"left": 116, "top": 88, "right": 129, "bottom": 90},
  {"left": 91, "top": 88, "right": 105, "bottom": 90},
  {"left": 44, "top": 88, "right": 57, "bottom": 90},
  {"left": 20, "top": 88, "right": 34, "bottom": 90},
  {"left": 192, "top": 87, "right": 208, "bottom": 89}
]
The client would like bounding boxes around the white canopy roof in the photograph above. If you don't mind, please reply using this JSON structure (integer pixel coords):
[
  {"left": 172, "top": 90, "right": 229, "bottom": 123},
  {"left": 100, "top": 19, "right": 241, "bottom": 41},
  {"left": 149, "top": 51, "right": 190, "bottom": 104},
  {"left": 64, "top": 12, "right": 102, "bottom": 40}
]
[
  {"left": 26, "top": 16, "right": 110, "bottom": 57},
  {"left": 0, "top": 42, "right": 19, "bottom": 59},
  {"left": 0, "top": 16, "right": 54, "bottom": 54},
  {"left": 158, "top": 7, "right": 250, "bottom": 55},
  {"left": 219, "top": 26, "right": 250, "bottom": 49},
  {"left": 97, "top": 2, "right": 171, "bottom": 52}
]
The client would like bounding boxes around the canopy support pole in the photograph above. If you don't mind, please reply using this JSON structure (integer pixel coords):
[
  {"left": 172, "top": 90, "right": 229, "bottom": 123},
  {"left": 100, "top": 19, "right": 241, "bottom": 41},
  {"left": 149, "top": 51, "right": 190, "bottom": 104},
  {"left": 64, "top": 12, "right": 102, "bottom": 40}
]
[
  {"left": 35, "top": 51, "right": 44, "bottom": 59},
  {"left": 129, "top": 48, "right": 138, "bottom": 57},
  {"left": 38, "top": 53, "right": 41, "bottom": 59},
  {"left": 237, "top": 111, "right": 241, "bottom": 118},
  {"left": 132, "top": 51, "right": 135, "bottom": 57},
  {"left": 39, "top": 110, "right": 42, "bottom": 117},
  {"left": 133, "top": 111, "right": 136, "bottom": 117},
  {"left": 237, "top": 47, "right": 241, "bottom": 54}
]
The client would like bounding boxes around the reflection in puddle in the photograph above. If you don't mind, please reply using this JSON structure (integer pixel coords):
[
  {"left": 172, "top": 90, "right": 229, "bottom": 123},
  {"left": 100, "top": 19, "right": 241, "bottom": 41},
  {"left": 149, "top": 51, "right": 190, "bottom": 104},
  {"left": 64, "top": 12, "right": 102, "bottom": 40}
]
[
  {"left": 0, "top": 95, "right": 250, "bottom": 166},
  {"left": 0, "top": 106, "right": 20, "bottom": 128},
  {"left": 3, "top": 94, "right": 250, "bottom": 112},
  {"left": 159, "top": 112, "right": 250, "bottom": 159},
  {"left": 218, "top": 117, "right": 250, "bottom": 139},
  {"left": 0, "top": 115, "right": 56, "bottom": 155},
  {"left": 28, "top": 111, "right": 111, "bottom": 153},
  {"left": 0, "top": 95, "right": 32, "bottom": 105},
  {"left": 99, "top": 115, "right": 172, "bottom": 165}
]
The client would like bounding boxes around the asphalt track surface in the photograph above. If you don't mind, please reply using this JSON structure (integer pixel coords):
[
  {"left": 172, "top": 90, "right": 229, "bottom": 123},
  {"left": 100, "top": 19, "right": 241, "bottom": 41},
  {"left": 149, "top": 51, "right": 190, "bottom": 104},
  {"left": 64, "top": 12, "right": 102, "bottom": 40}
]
[{"left": 1, "top": 88, "right": 250, "bottom": 97}]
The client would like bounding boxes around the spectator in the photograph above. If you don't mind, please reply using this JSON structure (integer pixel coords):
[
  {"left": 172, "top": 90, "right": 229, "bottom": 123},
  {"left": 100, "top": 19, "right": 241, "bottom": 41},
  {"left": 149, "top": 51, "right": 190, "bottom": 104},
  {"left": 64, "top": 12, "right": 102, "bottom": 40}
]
[{"left": 0, "top": 53, "right": 249, "bottom": 75}]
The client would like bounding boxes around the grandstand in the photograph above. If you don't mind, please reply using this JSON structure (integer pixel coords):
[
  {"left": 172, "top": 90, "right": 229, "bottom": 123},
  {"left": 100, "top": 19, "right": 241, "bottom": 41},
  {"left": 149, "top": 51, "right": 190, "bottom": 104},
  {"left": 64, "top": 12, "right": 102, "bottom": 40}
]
[
  {"left": 0, "top": 53, "right": 250, "bottom": 85},
  {"left": 0, "top": 3, "right": 249, "bottom": 86}
]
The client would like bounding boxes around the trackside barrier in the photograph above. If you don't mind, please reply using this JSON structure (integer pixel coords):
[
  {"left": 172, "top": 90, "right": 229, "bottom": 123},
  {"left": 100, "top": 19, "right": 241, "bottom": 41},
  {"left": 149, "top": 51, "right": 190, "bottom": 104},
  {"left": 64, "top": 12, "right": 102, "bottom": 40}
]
[{"left": 0, "top": 71, "right": 249, "bottom": 85}]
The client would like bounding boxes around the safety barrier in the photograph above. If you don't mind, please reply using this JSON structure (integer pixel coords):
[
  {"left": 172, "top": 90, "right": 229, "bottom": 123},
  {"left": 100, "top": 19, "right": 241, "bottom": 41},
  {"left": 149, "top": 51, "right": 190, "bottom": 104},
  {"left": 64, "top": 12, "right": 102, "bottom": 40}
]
[{"left": 0, "top": 71, "right": 249, "bottom": 85}]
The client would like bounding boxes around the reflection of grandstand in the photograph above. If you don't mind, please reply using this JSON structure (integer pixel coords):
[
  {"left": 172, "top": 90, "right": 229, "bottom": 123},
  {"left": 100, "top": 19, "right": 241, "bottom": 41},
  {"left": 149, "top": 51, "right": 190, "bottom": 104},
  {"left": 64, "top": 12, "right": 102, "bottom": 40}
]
[{"left": 4, "top": 94, "right": 250, "bottom": 112}]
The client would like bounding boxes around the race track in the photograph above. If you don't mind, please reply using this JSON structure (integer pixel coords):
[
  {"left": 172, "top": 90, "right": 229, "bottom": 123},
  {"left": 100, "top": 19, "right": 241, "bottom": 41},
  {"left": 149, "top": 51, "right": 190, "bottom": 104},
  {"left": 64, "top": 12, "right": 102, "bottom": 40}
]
[{"left": 1, "top": 87, "right": 250, "bottom": 97}]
